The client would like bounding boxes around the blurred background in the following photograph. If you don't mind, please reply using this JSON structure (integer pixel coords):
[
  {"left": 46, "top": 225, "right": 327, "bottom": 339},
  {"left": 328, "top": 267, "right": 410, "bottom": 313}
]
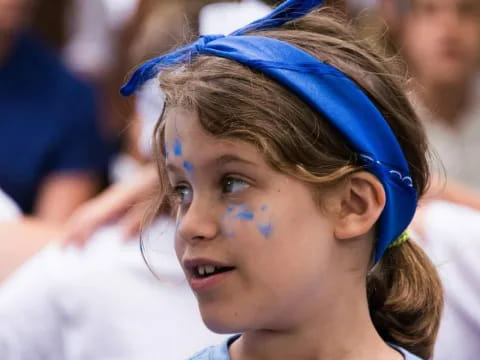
[{"left": 0, "top": 0, "right": 479, "bottom": 359}]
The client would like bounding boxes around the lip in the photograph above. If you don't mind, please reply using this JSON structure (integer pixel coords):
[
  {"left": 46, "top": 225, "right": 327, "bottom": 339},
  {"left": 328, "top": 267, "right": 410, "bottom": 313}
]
[{"left": 183, "top": 257, "right": 235, "bottom": 292}]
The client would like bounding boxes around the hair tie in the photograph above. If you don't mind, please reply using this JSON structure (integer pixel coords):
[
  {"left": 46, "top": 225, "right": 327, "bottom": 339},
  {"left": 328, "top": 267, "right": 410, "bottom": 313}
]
[{"left": 388, "top": 231, "right": 409, "bottom": 249}]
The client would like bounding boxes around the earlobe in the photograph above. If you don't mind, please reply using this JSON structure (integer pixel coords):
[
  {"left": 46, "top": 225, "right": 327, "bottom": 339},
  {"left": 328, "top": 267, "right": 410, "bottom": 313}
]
[{"left": 333, "top": 172, "right": 386, "bottom": 240}]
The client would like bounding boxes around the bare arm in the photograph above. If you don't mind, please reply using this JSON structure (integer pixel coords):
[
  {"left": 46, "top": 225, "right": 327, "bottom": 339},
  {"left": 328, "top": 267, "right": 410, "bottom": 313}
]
[
  {"left": 425, "top": 175, "right": 480, "bottom": 210},
  {"left": 0, "top": 218, "right": 60, "bottom": 282},
  {"left": 34, "top": 173, "right": 100, "bottom": 224},
  {"left": 61, "top": 164, "right": 158, "bottom": 247}
]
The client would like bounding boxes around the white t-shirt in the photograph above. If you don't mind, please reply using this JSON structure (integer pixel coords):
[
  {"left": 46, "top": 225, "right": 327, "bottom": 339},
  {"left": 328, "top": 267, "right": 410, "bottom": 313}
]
[
  {"left": 420, "top": 201, "right": 480, "bottom": 360},
  {"left": 0, "top": 189, "right": 20, "bottom": 221},
  {"left": 0, "top": 219, "right": 223, "bottom": 359}
]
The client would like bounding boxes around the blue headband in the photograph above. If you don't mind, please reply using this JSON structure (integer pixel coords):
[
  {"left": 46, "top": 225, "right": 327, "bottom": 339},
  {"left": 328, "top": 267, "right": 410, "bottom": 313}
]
[{"left": 121, "top": 0, "right": 417, "bottom": 262}]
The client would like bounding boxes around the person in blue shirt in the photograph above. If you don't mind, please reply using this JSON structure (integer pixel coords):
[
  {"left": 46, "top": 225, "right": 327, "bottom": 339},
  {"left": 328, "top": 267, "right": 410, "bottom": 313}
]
[
  {"left": 0, "top": 0, "right": 110, "bottom": 222},
  {"left": 123, "top": 1, "right": 443, "bottom": 359}
]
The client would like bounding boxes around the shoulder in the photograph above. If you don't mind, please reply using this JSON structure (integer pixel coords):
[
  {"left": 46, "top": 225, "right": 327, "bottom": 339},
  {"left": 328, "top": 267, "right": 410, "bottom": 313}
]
[
  {"left": 188, "top": 336, "right": 239, "bottom": 360},
  {"left": 390, "top": 344, "right": 424, "bottom": 360},
  {"left": 188, "top": 345, "right": 227, "bottom": 360},
  {"left": 189, "top": 346, "right": 216, "bottom": 360}
]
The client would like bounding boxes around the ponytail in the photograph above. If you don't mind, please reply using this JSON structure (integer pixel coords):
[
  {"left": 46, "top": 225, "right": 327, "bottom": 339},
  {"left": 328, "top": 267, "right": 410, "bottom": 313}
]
[{"left": 367, "top": 239, "right": 443, "bottom": 359}]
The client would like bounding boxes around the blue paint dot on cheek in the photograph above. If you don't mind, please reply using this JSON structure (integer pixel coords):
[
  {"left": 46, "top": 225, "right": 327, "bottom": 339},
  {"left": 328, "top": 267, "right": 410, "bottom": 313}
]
[
  {"left": 261, "top": 205, "right": 268, "bottom": 212},
  {"left": 183, "top": 161, "right": 194, "bottom": 176},
  {"left": 226, "top": 207, "right": 234, "bottom": 213},
  {"left": 234, "top": 212, "right": 255, "bottom": 221},
  {"left": 258, "top": 223, "right": 273, "bottom": 238},
  {"left": 173, "top": 138, "right": 182, "bottom": 156}
]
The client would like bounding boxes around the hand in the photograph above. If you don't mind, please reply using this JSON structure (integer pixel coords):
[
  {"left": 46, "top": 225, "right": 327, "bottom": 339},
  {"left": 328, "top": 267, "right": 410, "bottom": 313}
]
[{"left": 61, "top": 164, "right": 158, "bottom": 248}]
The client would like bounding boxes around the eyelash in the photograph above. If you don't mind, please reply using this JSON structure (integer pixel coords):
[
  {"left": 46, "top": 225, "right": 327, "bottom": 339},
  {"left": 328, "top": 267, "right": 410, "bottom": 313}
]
[{"left": 170, "top": 175, "right": 250, "bottom": 206}]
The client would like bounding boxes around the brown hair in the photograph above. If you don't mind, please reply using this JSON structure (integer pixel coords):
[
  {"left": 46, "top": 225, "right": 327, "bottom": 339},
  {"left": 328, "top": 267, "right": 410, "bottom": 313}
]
[{"left": 150, "top": 7, "right": 442, "bottom": 358}]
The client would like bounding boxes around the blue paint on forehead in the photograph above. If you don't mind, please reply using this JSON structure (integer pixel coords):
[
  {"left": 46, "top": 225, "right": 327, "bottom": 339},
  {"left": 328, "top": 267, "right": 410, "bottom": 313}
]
[{"left": 173, "top": 138, "right": 182, "bottom": 156}]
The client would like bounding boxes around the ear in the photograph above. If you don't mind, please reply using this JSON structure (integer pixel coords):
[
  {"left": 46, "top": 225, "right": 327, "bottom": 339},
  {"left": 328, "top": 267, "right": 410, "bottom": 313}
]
[{"left": 333, "top": 172, "right": 386, "bottom": 240}]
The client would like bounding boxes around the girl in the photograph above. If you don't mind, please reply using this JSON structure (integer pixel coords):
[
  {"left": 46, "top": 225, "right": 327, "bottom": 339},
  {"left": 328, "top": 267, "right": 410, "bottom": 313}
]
[{"left": 122, "top": 0, "right": 443, "bottom": 359}]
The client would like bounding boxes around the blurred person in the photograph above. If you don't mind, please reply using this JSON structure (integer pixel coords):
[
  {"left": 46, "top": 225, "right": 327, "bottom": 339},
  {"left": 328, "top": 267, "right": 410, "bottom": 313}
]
[
  {"left": 0, "top": 0, "right": 110, "bottom": 223},
  {"left": 381, "top": 0, "right": 480, "bottom": 208},
  {"left": 377, "top": 1, "right": 480, "bottom": 359}
]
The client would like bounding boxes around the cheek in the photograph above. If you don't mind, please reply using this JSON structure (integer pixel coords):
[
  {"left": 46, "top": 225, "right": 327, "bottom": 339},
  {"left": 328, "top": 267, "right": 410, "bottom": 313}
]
[{"left": 220, "top": 204, "right": 274, "bottom": 240}]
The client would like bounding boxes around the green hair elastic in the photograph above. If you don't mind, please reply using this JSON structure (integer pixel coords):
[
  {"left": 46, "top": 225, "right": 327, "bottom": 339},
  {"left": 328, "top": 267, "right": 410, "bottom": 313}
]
[{"left": 388, "top": 231, "right": 409, "bottom": 248}]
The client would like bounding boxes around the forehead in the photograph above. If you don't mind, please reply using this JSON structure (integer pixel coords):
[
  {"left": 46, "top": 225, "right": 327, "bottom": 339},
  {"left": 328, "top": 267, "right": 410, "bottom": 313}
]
[
  {"left": 164, "top": 107, "right": 201, "bottom": 140},
  {"left": 163, "top": 107, "right": 261, "bottom": 164}
]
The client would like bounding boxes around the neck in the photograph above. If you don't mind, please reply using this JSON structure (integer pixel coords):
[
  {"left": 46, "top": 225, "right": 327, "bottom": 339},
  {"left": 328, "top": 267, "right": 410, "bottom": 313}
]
[
  {"left": 229, "top": 286, "right": 403, "bottom": 360},
  {"left": 414, "top": 76, "right": 474, "bottom": 127},
  {"left": 0, "top": 31, "right": 14, "bottom": 65}
]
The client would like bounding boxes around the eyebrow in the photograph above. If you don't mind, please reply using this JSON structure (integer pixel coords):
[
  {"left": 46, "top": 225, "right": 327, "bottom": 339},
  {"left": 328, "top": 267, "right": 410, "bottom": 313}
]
[
  {"left": 165, "top": 153, "right": 257, "bottom": 173},
  {"left": 214, "top": 154, "right": 257, "bottom": 168}
]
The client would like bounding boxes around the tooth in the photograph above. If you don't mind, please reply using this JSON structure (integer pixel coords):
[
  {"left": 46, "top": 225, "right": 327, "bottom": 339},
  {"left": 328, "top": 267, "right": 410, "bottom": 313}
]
[
  {"left": 198, "top": 266, "right": 205, "bottom": 276},
  {"left": 205, "top": 265, "right": 215, "bottom": 275}
]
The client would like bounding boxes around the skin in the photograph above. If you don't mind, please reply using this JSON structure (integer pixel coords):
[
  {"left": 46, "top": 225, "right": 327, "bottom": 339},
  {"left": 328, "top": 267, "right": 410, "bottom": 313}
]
[
  {"left": 0, "top": 218, "right": 59, "bottom": 282},
  {"left": 61, "top": 164, "right": 158, "bottom": 247},
  {"left": 0, "top": 0, "right": 32, "bottom": 62},
  {"left": 164, "top": 107, "right": 403, "bottom": 360},
  {"left": 400, "top": 0, "right": 480, "bottom": 125}
]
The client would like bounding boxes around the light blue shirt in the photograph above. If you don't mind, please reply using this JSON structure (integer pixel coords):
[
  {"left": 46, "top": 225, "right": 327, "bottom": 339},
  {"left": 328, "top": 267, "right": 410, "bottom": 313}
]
[{"left": 189, "top": 335, "right": 423, "bottom": 360}]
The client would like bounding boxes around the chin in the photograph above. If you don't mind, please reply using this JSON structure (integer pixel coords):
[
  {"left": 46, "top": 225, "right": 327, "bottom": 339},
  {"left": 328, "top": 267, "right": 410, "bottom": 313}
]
[
  {"left": 199, "top": 306, "right": 250, "bottom": 334},
  {"left": 202, "top": 316, "right": 243, "bottom": 334},
  {"left": 430, "top": 66, "right": 471, "bottom": 86}
]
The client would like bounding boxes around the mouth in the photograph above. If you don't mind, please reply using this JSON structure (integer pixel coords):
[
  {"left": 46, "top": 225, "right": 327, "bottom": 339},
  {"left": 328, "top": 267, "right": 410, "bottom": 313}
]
[
  {"left": 193, "top": 264, "right": 236, "bottom": 278},
  {"left": 183, "top": 259, "right": 236, "bottom": 291}
]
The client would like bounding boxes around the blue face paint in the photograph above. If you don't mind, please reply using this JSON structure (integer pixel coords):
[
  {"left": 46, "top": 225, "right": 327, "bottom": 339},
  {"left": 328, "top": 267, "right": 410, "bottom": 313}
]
[
  {"left": 183, "top": 161, "right": 194, "bottom": 176},
  {"left": 173, "top": 138, "right": 182, "bottom": 156},
  {"left": 234, "top": 211, "right": 254, "bottom": 221},
  {"left": 257, "top": 223, "right": 273, "bottom": 238},
  {"left": 226, "top": 207, "right": 234, "bottom": 213},
  {"left": 261, "top": 205, "right": 268, "bottom": 212}
]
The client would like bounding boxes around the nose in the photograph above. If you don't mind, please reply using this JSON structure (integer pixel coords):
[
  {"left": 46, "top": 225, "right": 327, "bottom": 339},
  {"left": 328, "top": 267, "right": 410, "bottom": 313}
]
[{"left": 176, "top": 194, "right": 220, "bottom": 244}]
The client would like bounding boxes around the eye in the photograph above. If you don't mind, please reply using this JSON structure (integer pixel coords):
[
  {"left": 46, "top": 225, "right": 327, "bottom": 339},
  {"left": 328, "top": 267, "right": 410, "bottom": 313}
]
[
  {"left": 222, "top": 176, "right": 250, "bottom": 194},
  {"left": 172, "top": 184, "right": 193, "bottom": 205}
]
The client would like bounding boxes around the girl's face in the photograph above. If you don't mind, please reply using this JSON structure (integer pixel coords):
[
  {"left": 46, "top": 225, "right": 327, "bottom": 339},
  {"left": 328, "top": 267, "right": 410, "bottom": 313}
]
[{"left": 165, "top": 108, "right": 342, "bottom": 333}]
